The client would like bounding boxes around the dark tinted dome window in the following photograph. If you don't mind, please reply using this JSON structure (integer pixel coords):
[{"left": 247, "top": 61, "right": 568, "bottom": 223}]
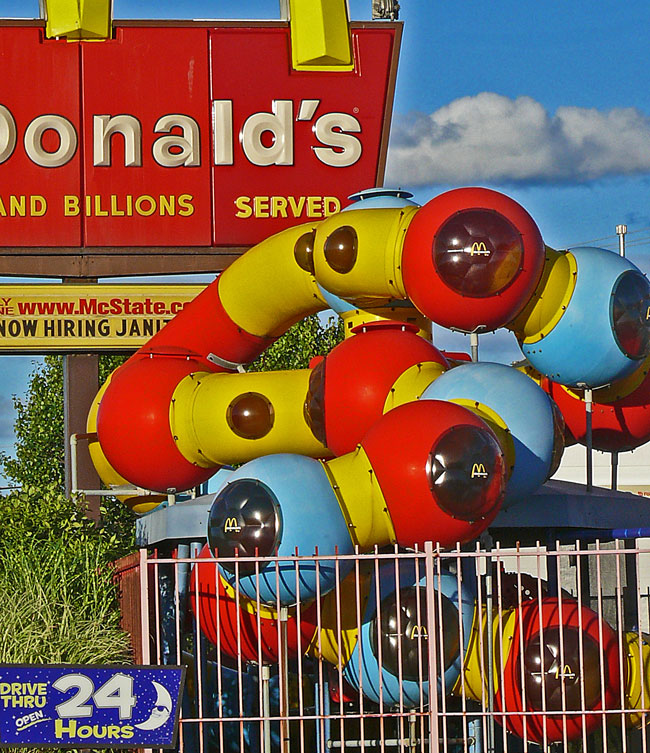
[
  {"left": 547, "top": 399, "right": 566, "bottom": 479},
  {"left": 324, "top": 226, "right": 358, "bottom": 274},
  {"left": 428, "top": 424, "right": 505, "bottom": 522},
  {"left": 294, "top": 231, "right": 316, "bottom": 274},
  {"left": 433, "top": 209, "right": 524, "bottom": 297},
  {"left": 611, "top": 270, "right": 650, "bottom": 360},
  {"left": 523, "top": 628, "right": 603, "bottom": 711},
  {"left": 226, "top": 392, "right": 275, "bottom": 440},
  {"left": 208, "top": 479, "right": 281, "bottom": 574},
  {"left": 304, "top": 360, "right": 327, "bottom": 445},
  {"left": 370, "top": 586, "right": 460, "bottom": 681}
]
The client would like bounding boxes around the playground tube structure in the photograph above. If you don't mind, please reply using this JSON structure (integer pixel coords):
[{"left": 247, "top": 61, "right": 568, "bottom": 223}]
[{"left": 89, "top": 185, "right": 650, "bottom": 741}]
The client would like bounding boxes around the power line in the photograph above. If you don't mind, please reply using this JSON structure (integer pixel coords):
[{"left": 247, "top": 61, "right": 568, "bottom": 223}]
[{"left": 564, "top": 226, "right": 650, "bottom": 248}]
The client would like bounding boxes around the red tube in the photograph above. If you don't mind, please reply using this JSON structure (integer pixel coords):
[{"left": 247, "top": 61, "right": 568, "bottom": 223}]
[
  {"left": 139, "top": 276, "right": 275, "bottom": 369},
  {"left": 311, "top": 320, "right": 447, "bottom": 455},
  {"left": 96, "top": 276, "right": 274, "bottom": 492},
  {"left": 544, "top": 366, "right": 650, "bottom": 452}
]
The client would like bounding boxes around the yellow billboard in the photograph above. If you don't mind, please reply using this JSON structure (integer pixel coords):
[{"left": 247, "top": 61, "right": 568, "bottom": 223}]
[{"left": 0, "top": 285, "right": 205, "bottom": 351}]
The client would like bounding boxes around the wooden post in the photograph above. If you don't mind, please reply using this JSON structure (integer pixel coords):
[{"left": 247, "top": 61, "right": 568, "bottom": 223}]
[
  {"left": 62, "top": 277, "right": 101, "bottom": 520},
  {"left": 63, "top": 351, "right": 101, "bottom": 519}
]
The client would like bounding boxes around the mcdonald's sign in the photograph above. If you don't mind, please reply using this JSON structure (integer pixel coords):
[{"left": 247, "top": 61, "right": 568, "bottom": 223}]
[
  {"left": 0, "top": 19, "right": 400, "bottom": 273},
  {"left": 223, "top": 517, "right": 242, "bottom": 534},
  {"left": 553, "top": 664, "right": 576, "bottom": 680},
  {"left": 471, "top": 463, "right": 488, "bottom": 479},
  {"left": 409, "top": 625, "right": 428, "bottom": 640},
  {"left": 470, "top": 241, "right": 491, "bottom": 256}
]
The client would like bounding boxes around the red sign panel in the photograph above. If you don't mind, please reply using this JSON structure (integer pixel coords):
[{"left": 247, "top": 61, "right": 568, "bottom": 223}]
[
  {"left": 81, "top": 27, "right": 213, "bottom": 246},
  {"left": 0, "top": 23, "right": 398, "bottom": 249},
  {"left": 0, "top": 28, "right": 81, "bottom": 246},
  {"left": 210, "top": 26, "right": 397, "bottom": 245}
]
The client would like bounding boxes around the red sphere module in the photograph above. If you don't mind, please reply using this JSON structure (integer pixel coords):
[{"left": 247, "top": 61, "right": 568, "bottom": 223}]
[
  {"left": 496, "top": 598, "right": 621, "bottom": 744},
  {"left": 96, "top": 354, "right": 216, "bottom": 493},
  {"left": 544, "top": 360, "right": 650, "bottom": 452},
  {"left": 305, "top": 321, "right": 448, "bottom": 455},
  {"left": 402, "top": 187, "right": 545, "bottom": 333},
  {"left": 360, "top": 400, "right": 506, "bottom": 548}
]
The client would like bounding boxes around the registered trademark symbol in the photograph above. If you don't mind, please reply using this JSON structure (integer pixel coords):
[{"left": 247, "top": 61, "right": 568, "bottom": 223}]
[{"left": 353, "top": 107, "right": 359, "bottom": 114}]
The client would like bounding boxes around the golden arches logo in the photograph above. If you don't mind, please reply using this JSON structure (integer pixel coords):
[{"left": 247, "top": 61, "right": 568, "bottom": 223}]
[
  {"left": 471, "top": 462, "right": 488, "bottom": 478},
  {"left": 223, "top": 517, "right": 242, "bottom": 534},
  {"left": 553, "top": 664, "right": 576, "bottom": 680},
  {"left": 470, "top": 241, "right": 490, "bottom": 256},
  {"left": 409, "top": 625, "right": 428, "bottom": 640}
]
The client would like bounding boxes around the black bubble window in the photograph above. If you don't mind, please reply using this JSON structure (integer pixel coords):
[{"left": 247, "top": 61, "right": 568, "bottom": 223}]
[
  {"left": 207, "top": 479, "right": 282, "bottom": 575},
  {"left": 294, "top": 231, "right": 316, "bottom": 274},
  {"left": 370, "top": 586, "right": 460, "bottom": 681},
  {"left": 433, "top": 209, "right": 524, "bottom": 297},
  {"left": 611, "top": 270, "right": 650, "bottom": 360},
  {"left": 522, "top": 627, "right": 603, "bottom": 711},
  {"left": 427, "top": 424, "right": 505, "bottom": 522},
  {"left": 324, "top": 226, "right": 358, "bottom": 274}
]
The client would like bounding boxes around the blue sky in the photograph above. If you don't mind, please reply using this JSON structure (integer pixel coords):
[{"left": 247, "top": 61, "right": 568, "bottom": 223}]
[{"left": 1, "top": 0, "right": 650, "bottom": 468}]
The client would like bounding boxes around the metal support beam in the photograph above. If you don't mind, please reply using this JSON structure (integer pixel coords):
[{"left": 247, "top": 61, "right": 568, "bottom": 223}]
[
  {"left": 584, "top": 388, "right": 593, "bottom": 493},
  {"left": 470, "top": 332, "right": 479, "bottom": 362},
  {"left": 616, "top": 224, "right": 627, "bottom": 257}
]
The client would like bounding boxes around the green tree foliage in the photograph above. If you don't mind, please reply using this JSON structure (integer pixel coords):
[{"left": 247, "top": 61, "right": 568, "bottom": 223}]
[
  {"left": 1, "top": 355, "right": 64, "bottom": 491},
  {"left": 0, "top": 354, "right": 128, "bottom": 493},
  {"left": 0, "top": 354, "right": 135, "bottom": 548},
  {"left": 249, "top": 312, "right": 343, "bottom": 372}
]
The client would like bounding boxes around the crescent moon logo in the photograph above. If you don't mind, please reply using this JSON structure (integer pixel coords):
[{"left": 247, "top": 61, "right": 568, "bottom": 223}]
[{"left": 135, "top": 681, "right": 173, "bottom": 731}]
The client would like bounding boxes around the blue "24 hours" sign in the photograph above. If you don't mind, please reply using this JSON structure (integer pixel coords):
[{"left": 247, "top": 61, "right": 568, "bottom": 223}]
[{"left": 0, "top": 665, "right": 185, "bottom": 748}]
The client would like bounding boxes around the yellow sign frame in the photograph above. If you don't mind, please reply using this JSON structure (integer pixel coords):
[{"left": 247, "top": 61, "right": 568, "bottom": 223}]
[{"left": 0, "top": 284, "right": 204, "bottom": 352}]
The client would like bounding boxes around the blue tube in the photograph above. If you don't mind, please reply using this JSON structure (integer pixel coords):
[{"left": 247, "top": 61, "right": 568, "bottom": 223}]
[
  {"left": 612, "top": 528, "right": 650, "bottom": 539},
  {"left": 550, "top": 527, "right": 650, "bottom": 542}
]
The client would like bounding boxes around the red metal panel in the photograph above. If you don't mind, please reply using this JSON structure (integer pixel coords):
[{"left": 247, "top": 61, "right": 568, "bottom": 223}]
[
  {"left": 0, "top": 28, "right": 81, "bottom": 246},
  {"left": 209, "top": 26, "right": 397, "bottom": 246},
  {"left": 81, "top": 27, "right": 212, "bottom": 247}
]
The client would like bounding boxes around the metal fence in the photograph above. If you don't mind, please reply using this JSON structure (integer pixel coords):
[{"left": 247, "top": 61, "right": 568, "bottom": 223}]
[{"left": 134, "top": 540, "right": 650, "bottom": 753}]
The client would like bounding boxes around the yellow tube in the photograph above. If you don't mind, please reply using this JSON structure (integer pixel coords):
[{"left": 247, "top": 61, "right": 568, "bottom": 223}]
[
  {"left": 322, "top": 447, "right": 396, "bottom": 549},
  {"left": 307, "top": 571, "right": 370, "bottom": 666},
  {"left": 313, "top": 206, "right": 418, "bottom": 304},
  {"left": 509, "top": 247, "right": 577, "bottom": 343},
  {"left": 340, "top": 304, "right": 432, "bottom": 340},
  {"left": 452, "top": 605, "right": 517, "bottom": 702},
  {"left": 383, "top": 361, "right": 446, "bottom": 412},
  {"left": 219, "top": 222, "right": 328, "bottom": 338},
  {"left": 620, "top": 631, "right": 650, "bottom": 728},
  {"left": 170, "top": 369, "right": 332, "bottom": 467}
]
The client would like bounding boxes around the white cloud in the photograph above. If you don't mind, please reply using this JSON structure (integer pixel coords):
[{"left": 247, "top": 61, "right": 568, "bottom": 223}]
[{"left": 387, "top": 93, "right": 650, "bottom": 186}]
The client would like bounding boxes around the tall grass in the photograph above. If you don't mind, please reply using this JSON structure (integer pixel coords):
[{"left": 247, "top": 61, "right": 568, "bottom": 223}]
[
  {"left": 0, "top": 488, "right": 135, "bottom": 751},
  {"left": 0, "top": 538, "right": 131, "bottom": 664}
]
